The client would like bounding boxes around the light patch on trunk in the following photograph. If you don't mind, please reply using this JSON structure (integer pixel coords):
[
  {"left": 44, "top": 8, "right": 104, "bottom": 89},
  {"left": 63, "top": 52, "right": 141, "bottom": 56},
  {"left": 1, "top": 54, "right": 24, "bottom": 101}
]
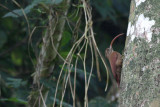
[
  {"left": 135, "top": 0, "right": 146, "bottom": 7},
  {"left": 127, "top": 22, "right": 131, "bottom": 36},
  {"left": 131, "top": 35, "right": 136, "bottom": 41},
  {"left": 127, "top": 14, "right": 155, "bottom": 42},
  {"left": 127, "top": 22, "right": 135, "bottom": 36},
  {"left": 135, "top": 14, "right": 155, "bottom": 42}
]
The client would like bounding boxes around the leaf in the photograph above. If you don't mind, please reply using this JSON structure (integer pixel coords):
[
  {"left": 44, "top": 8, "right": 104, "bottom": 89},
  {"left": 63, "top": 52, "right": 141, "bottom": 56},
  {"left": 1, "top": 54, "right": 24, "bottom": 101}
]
[
  {"left": 60, "top": 51, "right": 76, "bottom": 59},
  {"left": 6, "top": 77, "right": 27, "bottom": 88},
  {"left": 3, "top": 0, "right": 64, "bottom": 18},
  {"left": 0, "top": 97, "right": 27, "bottom": 104},
  {"left": 0, "top": 71, "right": 11, "bottom": 81},
  {"left": 40, "top": 0, "right": 64, "bottom": 5},
  {"left": 3, "top": 3, "right": 36, "bottom": 18},
  {"left": 0, "top": 31, "right": 7, "bottom": 49},
  {"left": 11, "top": 52, "right": 23, "bottom": 66},
  {"left": 61, "top": 31, "right": 71, "bottom": 47},
  {"left": 40, "top": 78, "right": 57, "bottom": 89}
]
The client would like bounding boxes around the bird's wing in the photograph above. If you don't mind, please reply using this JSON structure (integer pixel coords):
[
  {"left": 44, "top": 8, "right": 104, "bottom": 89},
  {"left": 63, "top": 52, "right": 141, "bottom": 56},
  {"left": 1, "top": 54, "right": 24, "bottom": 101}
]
[{"left": 109, "top": 52, "right": 118, "bottom": 79}]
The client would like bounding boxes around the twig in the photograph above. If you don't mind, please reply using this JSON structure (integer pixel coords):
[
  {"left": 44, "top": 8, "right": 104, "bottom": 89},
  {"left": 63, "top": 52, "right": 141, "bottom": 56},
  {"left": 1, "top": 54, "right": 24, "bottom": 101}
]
[
  {"left": 39, "top": 85, "right": 47, "bottom": 107},
  {"left": 60, "top": 64, "right": 73, "bottom": 107},
  {"left": 12, "top": 0, "right": 30, "bottom": 34},
  {"left": 73, "top": 57, "right": 78, "bottom": 107}
]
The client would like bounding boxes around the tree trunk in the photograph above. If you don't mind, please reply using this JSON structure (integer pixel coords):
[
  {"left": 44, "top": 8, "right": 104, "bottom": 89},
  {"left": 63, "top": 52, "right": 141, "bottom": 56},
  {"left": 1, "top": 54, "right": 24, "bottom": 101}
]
[
  {"left": 119, "top": 0, "right": 160, "bottom": 107},
  {"left": 28, "top": 0, "right": 71, "bottom": 106}
]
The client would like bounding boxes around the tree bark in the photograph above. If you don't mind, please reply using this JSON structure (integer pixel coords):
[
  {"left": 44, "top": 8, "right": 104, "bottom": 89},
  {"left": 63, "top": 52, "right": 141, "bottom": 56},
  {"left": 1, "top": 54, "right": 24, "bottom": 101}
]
[
  {"left": 33, "top": 0, "right": 71, "bottom": 85},
  {"left": 119, "top": 0, "right": 160, "bottom": 107},
  {"left": 28, "top": 0, "right": 71, "bottom": 106}
]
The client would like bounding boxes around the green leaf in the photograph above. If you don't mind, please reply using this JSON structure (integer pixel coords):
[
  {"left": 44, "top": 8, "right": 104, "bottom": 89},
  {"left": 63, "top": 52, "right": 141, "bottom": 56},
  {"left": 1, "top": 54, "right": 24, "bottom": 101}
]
[
  {"left": 11, "top": 52, "right": 22, "bottom": 66},
  {"left": 3, "top": 3, "right": 36, "bottom": 18},
  {"left": 60, "top": 51, "right": 76, "bottom": 59},
  {"left": 0, "top": 97, "right": 27, "bottom": 104},
  {"left": 40, "top": 0, "right": 64, "bottom": 5},
  {"left": 40, "top": 78, "right": 56, "bottom": 89},
  {"left": 6, "top": 77, "right": 27, "bottom": 88},
  {"left": 77, "top": 4, "right": 83, "bottom": 8},
  {"left": 61, "top": 31, "right": 71, "bottom": 47},
  {"left": 3, "top": 0, "right": 64, "bottom": 18},
  {"left": 0, "top": 31, "right": 7, "bottom": 49}
]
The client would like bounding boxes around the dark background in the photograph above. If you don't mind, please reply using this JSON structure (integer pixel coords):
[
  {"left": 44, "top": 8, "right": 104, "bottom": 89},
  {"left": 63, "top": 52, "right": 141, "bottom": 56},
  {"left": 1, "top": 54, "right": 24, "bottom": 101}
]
[{"left": 0, "top": 0, "right": 130, "bottom": 106}]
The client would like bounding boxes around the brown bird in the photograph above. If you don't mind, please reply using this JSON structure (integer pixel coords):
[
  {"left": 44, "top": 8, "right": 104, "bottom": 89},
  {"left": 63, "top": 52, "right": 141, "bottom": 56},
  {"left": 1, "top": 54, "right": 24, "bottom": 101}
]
[{"left": 105, "top": 33, "right": 123, "bottom": 86}]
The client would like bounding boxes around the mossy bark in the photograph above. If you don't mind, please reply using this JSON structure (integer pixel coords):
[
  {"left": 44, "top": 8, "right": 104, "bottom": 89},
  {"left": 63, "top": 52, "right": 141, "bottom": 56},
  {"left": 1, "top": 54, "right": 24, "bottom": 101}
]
[
  {"left": 28, "top": 0, "right": 71, "bottom": 106},
  {"left": 33, "top": 0, "right": 71, "bottom": 85},
  {"left": 119, "top": 0, "right": 160, "bottom": 107}
]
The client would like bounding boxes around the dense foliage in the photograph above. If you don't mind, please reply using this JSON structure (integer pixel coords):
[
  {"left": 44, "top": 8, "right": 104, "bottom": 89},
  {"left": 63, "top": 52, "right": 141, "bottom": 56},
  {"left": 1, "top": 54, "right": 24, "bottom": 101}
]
[{"left": 0, "top": 0, "right": 130, "bottom": 106}]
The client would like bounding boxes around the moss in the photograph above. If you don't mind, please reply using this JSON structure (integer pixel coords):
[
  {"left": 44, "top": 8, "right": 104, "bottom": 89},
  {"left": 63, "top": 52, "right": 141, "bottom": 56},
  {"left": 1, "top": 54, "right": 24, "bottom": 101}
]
[
  {"left": 129, "top": 0, "right": 136, "bottom": 22},
  {"left": 119, "top": 0, "right": 160, "bottom": 106}
]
